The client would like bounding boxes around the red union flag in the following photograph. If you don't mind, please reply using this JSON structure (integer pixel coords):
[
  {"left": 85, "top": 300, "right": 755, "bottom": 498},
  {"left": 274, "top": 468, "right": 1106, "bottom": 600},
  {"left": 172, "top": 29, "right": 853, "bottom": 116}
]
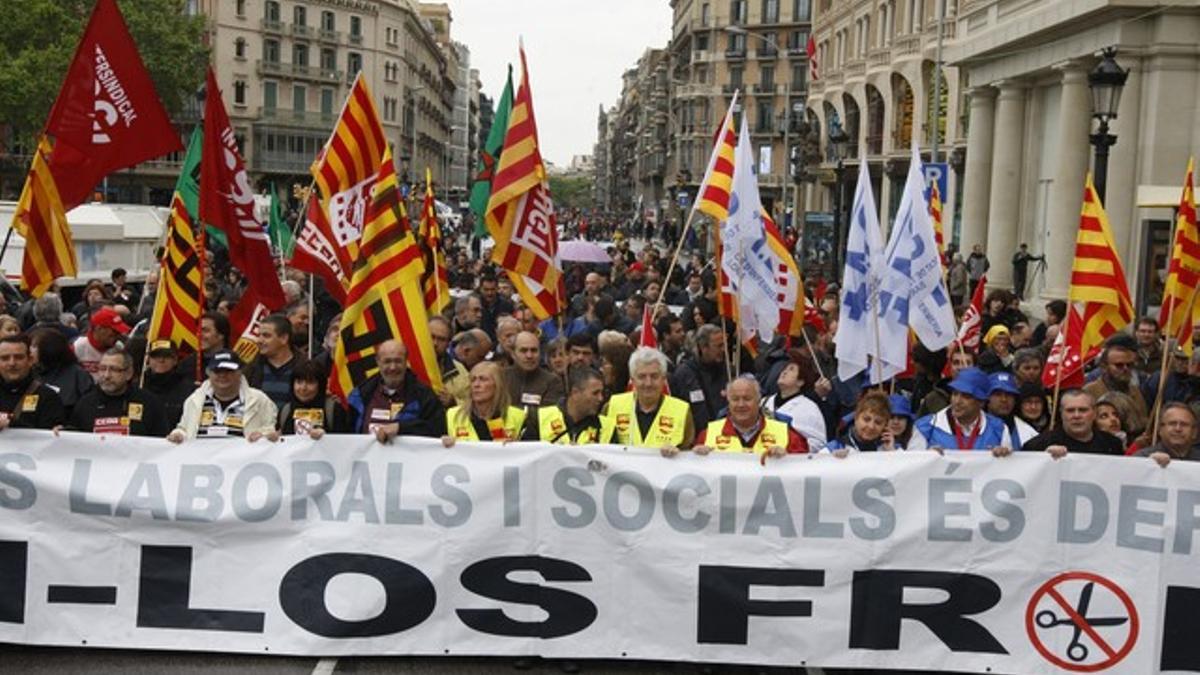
[
  {"left": 200, "top": 67, "right": 285, "bottom": 339},
  {"left": 291, "top": 195, "right": 352, "bottom": 304},
  {"left": 45, "top": 0, "right": 182, "bottom": 208},
  {"left": 1042, "top": 305, "right": 1089, "bottom": 389}
]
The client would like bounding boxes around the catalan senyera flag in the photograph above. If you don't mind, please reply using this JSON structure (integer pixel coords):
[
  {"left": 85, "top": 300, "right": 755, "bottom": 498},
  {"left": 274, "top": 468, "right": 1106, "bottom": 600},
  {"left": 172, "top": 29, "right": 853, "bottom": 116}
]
[
  {"left": 693, "top": 91, "right": 739, "bottom": 222},
  {"left": 11, "top": 137, "right": 75, "bottom": 297},
  {"left": 331, "top": 146, "right": 442, "bottom": 403},
  {"left": 484, "top": 45, "right": 563, "bottom": 319},
  {"left": 1159, "top": 157, "right": 1199, "bottom": 352},
  {"left": 1068, "top": 174, "right": 1135, "bottom": 359},
  {"left": 146, "top": 128, "right": 204, "bottom": 354},
  {"left": 929, "top": 180, "right": 947, "bottom": 268},
  {"left": 764, "top": 213, "right": 802, "bottom": 337},
  {"left": 418, "top": 168, "right": 450, "bottom": 316},
  {"left": 311, "top": 72, "right": 387, "bottom": 261}
]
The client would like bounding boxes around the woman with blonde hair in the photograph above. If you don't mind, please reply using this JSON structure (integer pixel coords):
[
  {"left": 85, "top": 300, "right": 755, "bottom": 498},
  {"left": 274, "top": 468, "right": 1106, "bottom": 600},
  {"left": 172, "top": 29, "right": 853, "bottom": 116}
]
[
  {"left": 0, "top": 315, "right": 20, "bottom": 338},
  {"left": 441, "top": 360, "right": 527, "bottom": 446}
]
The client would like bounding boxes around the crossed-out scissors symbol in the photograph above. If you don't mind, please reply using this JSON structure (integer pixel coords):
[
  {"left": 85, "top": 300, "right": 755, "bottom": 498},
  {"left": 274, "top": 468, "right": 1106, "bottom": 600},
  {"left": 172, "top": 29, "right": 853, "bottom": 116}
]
[{"left": 1035, "top": 582, "right": 1130, "bottom": 662}]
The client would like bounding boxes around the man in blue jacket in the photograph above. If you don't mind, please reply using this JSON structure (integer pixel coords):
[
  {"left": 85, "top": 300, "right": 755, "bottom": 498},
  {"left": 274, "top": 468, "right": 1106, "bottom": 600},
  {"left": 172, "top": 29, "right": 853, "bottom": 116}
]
[
  {"left": 908, "top": 367, "right": 1013, "bottom": 455},
  {"left": 348, "top": 339, "right": 446, "bottom": 442}
]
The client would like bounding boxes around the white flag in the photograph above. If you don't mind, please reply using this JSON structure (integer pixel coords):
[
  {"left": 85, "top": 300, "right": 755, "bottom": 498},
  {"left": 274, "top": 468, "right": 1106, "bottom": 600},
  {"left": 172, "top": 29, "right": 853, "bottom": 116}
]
[
  {"left": 721, "top": 118, "right": 779, "bottom": 344},
  {"left": 880, "top": 143, "right": 959, "bottom": 366},
  {"left": 834, "top": 158, "right": 884, "bottom": 382}
]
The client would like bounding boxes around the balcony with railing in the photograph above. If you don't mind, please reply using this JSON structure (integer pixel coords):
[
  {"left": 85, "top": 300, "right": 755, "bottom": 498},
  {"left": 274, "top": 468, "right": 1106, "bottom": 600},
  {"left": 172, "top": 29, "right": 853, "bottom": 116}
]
[
  {"left": 318, "top": 29, "right": 340, "bottom": 43},
  {"left": 753, "top": 83, "right": 779, "bottom": 95},
  {"left": 255, "top": 107, "right": 337, "bottom": 129},
  {"left": 291, "top": 23, "right": 313, "bottom": 39},
  {"left": 261, "top": 18, "right": 284, "bottom": 33},
  {"left": 724, "top": 48, "right": 747, "bottom": 61},
  {"left": 348, "top": 31, "right": 363, "bottom": 44},
  {"left": 255, "top": 60, "right": 343, "bottom": 84},
  {"left": 893, "top": 34, "right": 921, "bottom": 56},
  {"left": 868, "top": 48, "right": 891, "bottom": 68},
  {"left": 844, "top": 59, "right": 866, "bottom": 79},
  {"left": 756, "top": 46, "right": 778, "bottom": 60}
]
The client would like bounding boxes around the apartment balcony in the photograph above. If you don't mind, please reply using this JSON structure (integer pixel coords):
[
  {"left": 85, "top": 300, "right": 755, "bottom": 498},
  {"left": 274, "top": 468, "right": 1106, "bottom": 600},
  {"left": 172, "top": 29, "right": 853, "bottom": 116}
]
[
  {"left": 261, "top": 19, "right": 284, "bottom": 33},
  {"left": 756, "top": 47, "right": 778, "bottom": 60},
  {"left": 844, "top": 59, "right": 866, "bottom": 79},
  {"left": 691, "top": 50, "right": 714, "bottom": 64},
  {"left": 250, "top": 152, "right": 318, "bottom": 174},
  {"left": 753, "top": 83, "right": 779, "bottom": 95},
  {"left": 724, "top": 48, "right": 747, "bottom": 61},
  {"left": 348, "top": 32, "right": 363, "bottom": 45},
  {"left": 318, "top": 29, "right": 340, "bottom": 43},
  {"left": 753, "top": 125, "right": 777, "bottom": 136},
  {"left": 722, "top": 83, "right": 741, "bottom": 95},
  {"left": 291, "top": 24, "right": 313, "bottom": 39},
  {"left": 868, "top": 48, "right": 891, "bottom": 68},
  {"left": 255, "top": 60, "right": 343, "bottom": 84},
  {"left": 893, "top": 34, "right": 921, "bottom": 56},
  {"left": 255, "top": 107, "right": 337, "bottom": 129}
]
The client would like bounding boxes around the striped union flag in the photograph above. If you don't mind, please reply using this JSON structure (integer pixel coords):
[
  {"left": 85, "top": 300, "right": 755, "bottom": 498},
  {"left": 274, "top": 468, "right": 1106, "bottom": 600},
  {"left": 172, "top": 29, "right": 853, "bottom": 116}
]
[
  {"left": 484, "top": 45, "right": 563, "bottom": 319},
  {"left": 147, "top": 129, "right": 204, "bottom": 354},
  {"left": 11, "top": 136, "right": 75, "bottom": 297},
  {"left": 312, "top": 73, "right": 387, "bottom": 259},
  {"left": 1159, "top": 157, "right": 1199, "bottom": 352},
  {"left": 1068, "top": 174, "right": 1134, "bottom": 359},
  {"left": 418, "top": 167, "right": 450, "bottom": 316},
  {"left": 694, "top": 92, "right": 739, "bottom": 223}
]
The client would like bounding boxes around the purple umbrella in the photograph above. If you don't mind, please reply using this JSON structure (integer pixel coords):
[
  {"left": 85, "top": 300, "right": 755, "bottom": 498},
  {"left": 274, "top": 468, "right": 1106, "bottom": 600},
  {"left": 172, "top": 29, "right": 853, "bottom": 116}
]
[{"left": 558, "top": 239, "right": 612, "bottom": 263}]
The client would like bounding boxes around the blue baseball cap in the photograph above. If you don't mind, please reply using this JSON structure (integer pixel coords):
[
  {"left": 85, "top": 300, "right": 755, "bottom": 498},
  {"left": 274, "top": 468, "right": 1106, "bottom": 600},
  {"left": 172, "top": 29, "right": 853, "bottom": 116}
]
[
  {"left": 948, "top": 367, "right": 991, "bottom": 401},
  {"left": 888, "top": 394, "right": 914, "bottom": 420},
  {"left": 988, "top": 372, "right": 1020, "bottom": 396}
]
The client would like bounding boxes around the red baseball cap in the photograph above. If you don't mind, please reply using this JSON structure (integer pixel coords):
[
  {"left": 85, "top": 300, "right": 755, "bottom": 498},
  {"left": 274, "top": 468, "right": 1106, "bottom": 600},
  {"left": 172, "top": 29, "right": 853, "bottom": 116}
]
[
  {"left": 90, "top": 307, "right": 131, "bottom": 335},
  {"left": 629, "top": 262, "right": 646, "bottom": 273}
]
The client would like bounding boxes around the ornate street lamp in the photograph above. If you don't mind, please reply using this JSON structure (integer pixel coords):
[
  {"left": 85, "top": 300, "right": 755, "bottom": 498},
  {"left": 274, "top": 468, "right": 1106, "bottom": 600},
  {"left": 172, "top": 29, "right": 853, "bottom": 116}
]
[
  {"left": 1087, "top": 47, "right": 1128, "bottom": 204},
  {"left": 829, "top": 123, "right": 850, "bottom": 274}
]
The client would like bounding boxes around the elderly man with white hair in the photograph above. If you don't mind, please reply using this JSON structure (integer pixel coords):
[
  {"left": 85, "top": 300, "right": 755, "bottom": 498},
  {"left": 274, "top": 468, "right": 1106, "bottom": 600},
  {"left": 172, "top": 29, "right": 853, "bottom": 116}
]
[
  {"left": 603, "top": 346, "right": 695, "bottom": 456},
  {"left": 693, "top": 375, "right": 808, "bottom": 457}
]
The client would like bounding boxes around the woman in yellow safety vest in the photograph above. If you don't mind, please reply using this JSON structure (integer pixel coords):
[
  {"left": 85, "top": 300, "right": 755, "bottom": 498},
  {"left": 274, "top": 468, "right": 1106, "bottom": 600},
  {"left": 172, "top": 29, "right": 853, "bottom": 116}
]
[
  {"left": 604, "top": 346, "right": 695, "bottom": 455},
  {"left": 441, "top": 361, "right": 527, "bottom": 446}
]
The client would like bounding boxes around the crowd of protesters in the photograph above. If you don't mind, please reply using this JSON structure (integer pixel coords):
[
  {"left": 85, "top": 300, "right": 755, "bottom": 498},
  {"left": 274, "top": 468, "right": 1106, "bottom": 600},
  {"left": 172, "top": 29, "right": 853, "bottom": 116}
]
[{"left": 0, "top": 220, "right": 1195, "bottom": 477}]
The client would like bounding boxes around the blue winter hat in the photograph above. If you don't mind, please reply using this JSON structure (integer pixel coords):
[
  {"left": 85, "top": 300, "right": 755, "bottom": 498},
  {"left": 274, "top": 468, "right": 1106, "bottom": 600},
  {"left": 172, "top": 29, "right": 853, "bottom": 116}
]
[
  {"left": 948, "top": 367, "right": 991, "bottom": 401},
  {"left": 988, "top": 372, "right": 1020, "bottom": 396},
  {"left": 888, "top": 394, "right": 914, "bottom": 420}
]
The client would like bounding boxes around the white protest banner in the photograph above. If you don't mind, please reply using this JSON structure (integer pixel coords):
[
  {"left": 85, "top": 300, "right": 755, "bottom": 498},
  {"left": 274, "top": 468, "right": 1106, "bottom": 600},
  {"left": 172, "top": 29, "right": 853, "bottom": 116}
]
[{"left": 0, "top": 430, "right": 1198, "bottom": 674}]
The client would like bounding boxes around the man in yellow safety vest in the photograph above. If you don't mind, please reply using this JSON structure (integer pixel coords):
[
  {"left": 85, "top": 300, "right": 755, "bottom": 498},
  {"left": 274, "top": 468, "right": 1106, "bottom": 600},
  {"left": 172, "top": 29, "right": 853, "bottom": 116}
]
[{"left": 604, "top": 346, "right": 694, "bottom": 456}]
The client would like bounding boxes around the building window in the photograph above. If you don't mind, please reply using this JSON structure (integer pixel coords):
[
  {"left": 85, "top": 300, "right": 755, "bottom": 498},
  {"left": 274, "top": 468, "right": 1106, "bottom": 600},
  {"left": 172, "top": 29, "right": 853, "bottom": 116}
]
[
  {"left": 236, "top": 0, "right": 245, "bottom": 17},
  {"left": 321, "top": 88, "right": 334, "bottom": 118},
  {"left": 293, "top": 43, "right": 309, "bottom": 67},
  {"left": 696, "top": 65, "right": 708, "bottom": 83},
  {"left": 350, "top": 16, "right": 362, "bottom": 38},
  {"left": 321, "top": 10, "right": 335, "bottom": 31},
  {"left": 234, "top": 80, "right": 246, "bottom": 105},
  {"left": 729, "top": 66, "right": 743, "bottom": 88},
  {"left": 756, "top": 104, "right": 773, "bottom": 133},
  {"left": 264, "top": 0, "right": 279, "bottom": 21},
  {"left": 761, "top": 65, "right": 775, "bottom": 88},
  {"left": 320, "top": 48, "right": 336, "bottom": 71},
  {"left": 264, "top": 81, "right": 277, "bottom": 111},
  {"left": 762, "top": 0, "right": 779, "bottom": 23},
  {"left": 701, "top": 3, "right": 710, "bottom": 25},
  {"left": 263, "top": 39, "right": 280, "bottom": 63},
  {"left": 791, "top": 62, "right": 807, "bottom": 91},
  {"left": 730, "top": 0, "right": 747, "bottom": 24},
  {"left": 728, "top": 32, "right": 746, "bottom": 54},
  {"left": 793, "top": 0, "right": 811, "bottom": 21},
  {"left": 696, "top": 33, "right": 709, "bottom": 50},
  {"left": 293, "top": 5, "right": 307, "bottom": 27},
  {"left": 293, "top": 85, "right": 306, "bottom": 112},
  {"left": 234, "top": 37, "right": 246, "bottom": 59},
  {"left": 348, "top": 52, "right": 362, "bottom": 78}
]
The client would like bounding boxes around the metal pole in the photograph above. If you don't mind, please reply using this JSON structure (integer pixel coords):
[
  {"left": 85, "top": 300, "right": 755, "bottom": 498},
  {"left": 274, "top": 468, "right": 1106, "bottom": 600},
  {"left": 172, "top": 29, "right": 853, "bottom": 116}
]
[
  {"left": 1091, "top": 119, "right": 1113, "bottom": 205},
  {"left": 781, "top": 82, "right": 791, "bottom": 225},
  {"left": 930, "top": 0, "right": 946, "bottom": 163},
  {"left": 832, "top": 162, "right": 845, "bottom": 274}
]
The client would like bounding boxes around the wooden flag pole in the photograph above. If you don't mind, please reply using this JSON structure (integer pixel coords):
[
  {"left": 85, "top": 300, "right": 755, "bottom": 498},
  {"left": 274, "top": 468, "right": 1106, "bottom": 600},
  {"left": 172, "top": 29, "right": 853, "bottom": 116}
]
[
  {"left": 307, "top": 274, "right": 316, "bottom": 358},
  {"left": 651, "top": 207, "right": 700, "bottom": 321},
  {"left": 798, "top": 325, "right": 828, "bottom": 382},
  {"left": 1048, "top": 305, "right": 1070, "bottom": 431},
  {"left": 1151, "top": 284, "right": 1200, "bottom": 446}
]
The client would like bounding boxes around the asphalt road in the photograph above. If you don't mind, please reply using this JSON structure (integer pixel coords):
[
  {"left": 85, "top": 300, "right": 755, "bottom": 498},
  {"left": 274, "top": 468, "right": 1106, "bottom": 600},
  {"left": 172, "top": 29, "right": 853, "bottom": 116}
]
[{"left": 0, "top": 646, "right": 829, "bottom": 675}]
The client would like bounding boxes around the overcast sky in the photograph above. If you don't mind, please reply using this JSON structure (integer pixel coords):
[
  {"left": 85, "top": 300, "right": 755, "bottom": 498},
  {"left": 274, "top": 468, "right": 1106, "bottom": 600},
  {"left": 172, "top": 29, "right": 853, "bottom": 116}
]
[{"left": 446, "top": 0, "right": 672, "bottom": 167}]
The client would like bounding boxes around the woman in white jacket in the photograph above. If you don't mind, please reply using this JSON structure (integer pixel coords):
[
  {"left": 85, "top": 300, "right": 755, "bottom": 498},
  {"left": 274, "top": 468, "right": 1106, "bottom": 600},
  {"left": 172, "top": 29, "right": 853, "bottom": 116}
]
[{"left": 761, "top": 350, "right": 827, "bottom": 452}]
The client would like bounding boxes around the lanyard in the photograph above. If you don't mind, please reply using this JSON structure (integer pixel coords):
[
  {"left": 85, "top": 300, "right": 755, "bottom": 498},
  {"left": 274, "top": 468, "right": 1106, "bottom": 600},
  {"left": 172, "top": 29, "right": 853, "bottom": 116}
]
[{"left": 952, "top": 416, "right": 982, "bottom": 449}]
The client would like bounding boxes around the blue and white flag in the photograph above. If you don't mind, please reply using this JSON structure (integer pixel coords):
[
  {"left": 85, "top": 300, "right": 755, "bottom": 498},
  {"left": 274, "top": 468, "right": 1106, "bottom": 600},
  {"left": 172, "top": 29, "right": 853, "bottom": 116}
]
[
  {"left": 835, "top": 158, "right": 884, "bottom": 382},
  {"left": 882, "top": 143, "right": 958, "bottom": 362},
  {"left": 721, "top": 118, "right": 780, "bottom": 344}
]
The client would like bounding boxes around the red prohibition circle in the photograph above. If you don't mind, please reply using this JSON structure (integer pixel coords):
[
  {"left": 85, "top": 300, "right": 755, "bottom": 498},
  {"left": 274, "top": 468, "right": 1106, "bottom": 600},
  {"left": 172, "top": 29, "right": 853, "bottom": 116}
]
[{"left": 1024, "top": 571, "right": 1139, "bottom": 672}]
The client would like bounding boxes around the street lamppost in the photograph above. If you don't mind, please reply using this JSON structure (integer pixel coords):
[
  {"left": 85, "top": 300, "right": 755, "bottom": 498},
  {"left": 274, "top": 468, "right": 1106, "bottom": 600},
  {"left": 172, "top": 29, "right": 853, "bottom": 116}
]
[
  {"left": 828, "top": 123, "right": 850, "bottom": 275},
  {"left": 1087, "top": 48, "right": 1128, "bottom": 205},
  {"left": 723, "top": 26, "right": 794, "bottom": 222}
]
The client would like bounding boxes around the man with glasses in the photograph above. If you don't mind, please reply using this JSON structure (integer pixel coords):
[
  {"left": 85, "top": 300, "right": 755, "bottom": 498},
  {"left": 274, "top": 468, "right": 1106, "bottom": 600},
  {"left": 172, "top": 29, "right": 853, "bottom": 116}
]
[
  {"left": 68, "top": 350, "right": 168, "bottom": 437},
  {"left": 1082, "top": 336, "right": 1148, "bottom": 438},
  {"left": 430, "top": 316, "right": 467, "bottom": 407},
  {"left": 1137, "top": 403, "right": 1200, "bottom": 466}
]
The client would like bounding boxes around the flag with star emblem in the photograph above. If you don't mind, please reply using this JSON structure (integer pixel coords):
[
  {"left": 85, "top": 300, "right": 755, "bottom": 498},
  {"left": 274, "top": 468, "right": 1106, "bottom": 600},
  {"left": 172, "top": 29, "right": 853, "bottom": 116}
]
[{"left": 469, "top": 65, "right": 514, "bottom": 237}]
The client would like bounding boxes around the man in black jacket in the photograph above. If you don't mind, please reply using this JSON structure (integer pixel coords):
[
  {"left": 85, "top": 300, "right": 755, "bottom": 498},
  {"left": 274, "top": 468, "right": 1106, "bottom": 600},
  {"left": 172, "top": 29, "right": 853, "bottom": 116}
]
[
  {"left": 69, "top": 350, "right": 168, "bottom": 437},
  {"left": 347, "top": 339, "right": 446, "bottom": 441},
  {"left": 141, "top": 339, "right": 197, "bottom": 428},
  {"left": 0, "top": 335, "right": 65, "bottom": 431},
  {"left": 669, "top": 324, "right": 729, "bottom": 430}
]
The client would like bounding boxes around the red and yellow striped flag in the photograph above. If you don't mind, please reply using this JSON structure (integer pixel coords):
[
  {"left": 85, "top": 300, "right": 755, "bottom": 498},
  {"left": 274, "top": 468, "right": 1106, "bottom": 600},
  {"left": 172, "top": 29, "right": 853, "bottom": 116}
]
[
  {"left": 929, "top": 180, "right": 947, "bottom": 268},
  {"left": 1069, "top": 174, "right": 1135, "bottom": 358},
  {"left": 311, "top": 73, "right": 387, "bottom": 260},
  {"left": 418, "top": 167, "right": 450, "bottom": 316},
  {"left": 484, "top": 45, "right": 563, "bottom": 319},
  {"left": 1159, "top": 158, "right": 1199, "bottom": 352},
  {"left": 11, "top": 136, "right": 75, "bottom": 297},
  {"left": 147, "top": 129, "right": 204, "bottom": 354},
  {"left": 694, "top": 92, "right": 740, "bottom": 222},
  {"left": 330, "top": 146, "right": 443, "bottom": 402}
]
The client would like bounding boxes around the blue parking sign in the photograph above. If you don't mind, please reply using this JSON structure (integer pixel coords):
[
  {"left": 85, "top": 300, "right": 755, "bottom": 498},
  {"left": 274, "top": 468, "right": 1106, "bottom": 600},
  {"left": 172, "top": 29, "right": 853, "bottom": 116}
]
[{"left": 923, "top": 162, "right": 949, "bottom": 201}]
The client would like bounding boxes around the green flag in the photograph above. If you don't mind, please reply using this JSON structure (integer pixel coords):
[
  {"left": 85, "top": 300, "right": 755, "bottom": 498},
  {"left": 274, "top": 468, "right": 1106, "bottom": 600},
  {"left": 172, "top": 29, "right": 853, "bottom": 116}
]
[
  {"left": 267, "top": 184, "right": 295, "bottom": 258},
  {"left": 469, "top": 65, "right": 514, "bottom": 236},
  {"left": 171, "top": 128, "right": 224, "bottom": 249}
]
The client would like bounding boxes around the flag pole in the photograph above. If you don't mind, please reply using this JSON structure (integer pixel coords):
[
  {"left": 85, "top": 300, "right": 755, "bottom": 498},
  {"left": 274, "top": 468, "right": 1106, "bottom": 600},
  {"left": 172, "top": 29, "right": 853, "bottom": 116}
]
[
  {"left": 307, "top": 274, "right": 315, "bottom": 358},
  {"left": 651, "top": 207, "right": 699, "bottom": 320},
  {"left": 798, "top": 325, "right": 827, "bottom": 382},
  {"left": 1048, "top": 305, "right": 1070, "bottom": 431},
  {"left": 1150, "top": 284, "right": 1200, "bottom": 446}
]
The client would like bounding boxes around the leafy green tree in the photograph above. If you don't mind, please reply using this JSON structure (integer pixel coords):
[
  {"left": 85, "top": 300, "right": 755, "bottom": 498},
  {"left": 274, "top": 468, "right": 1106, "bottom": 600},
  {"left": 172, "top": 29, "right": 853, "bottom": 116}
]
[
  {"left": 0, "top": 0, "right": 208, "bottom": 147},
  {"left": 548, "top": 175, "right": 595, "bottom": 212}
]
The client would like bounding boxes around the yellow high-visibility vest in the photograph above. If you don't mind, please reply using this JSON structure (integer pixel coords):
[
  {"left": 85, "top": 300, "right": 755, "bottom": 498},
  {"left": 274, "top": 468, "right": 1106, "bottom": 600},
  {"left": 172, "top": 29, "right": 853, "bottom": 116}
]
[
  {"left": 705, "top": 417, "right": 791, "bottom": 455},
  {"left": 536, "top": 406, "right": 616, "bottom": 445},
  {"left": 607, "top": 391, "right": 690, "bottom": 447},
  {"left": 445, "top": 405, "right": 527, "bottom": 441}
]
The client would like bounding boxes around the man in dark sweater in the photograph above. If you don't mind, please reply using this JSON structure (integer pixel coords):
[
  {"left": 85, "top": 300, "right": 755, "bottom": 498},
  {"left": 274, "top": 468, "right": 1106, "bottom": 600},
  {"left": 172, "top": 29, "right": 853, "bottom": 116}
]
[
  {"left": 141, "top": 340, "right": 197, "bottom": 428},
  {"left": 247, "top": 314, "right": 303, "bottom": 408},
  {"left": 347, "top": 339, "right": 445, "bottom": 441},
  {"left": 0, "top": 334, "right": 65, "bottom": 431},
  {"left": 1021, "top": 389, "right": 1125, "bottom": 456},
  {"left": 69, "top": 350, "right": 168, "bottom": 437}
]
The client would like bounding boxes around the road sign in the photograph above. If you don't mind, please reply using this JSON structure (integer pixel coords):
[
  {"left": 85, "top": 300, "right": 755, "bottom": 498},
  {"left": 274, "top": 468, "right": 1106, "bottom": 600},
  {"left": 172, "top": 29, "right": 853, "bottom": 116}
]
[
  {"left": 1024, "top": 571, "right": 1139, "bottom": 672},
  {"left": 923, "top": 162, "right": 949, "bottom": 202}
]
